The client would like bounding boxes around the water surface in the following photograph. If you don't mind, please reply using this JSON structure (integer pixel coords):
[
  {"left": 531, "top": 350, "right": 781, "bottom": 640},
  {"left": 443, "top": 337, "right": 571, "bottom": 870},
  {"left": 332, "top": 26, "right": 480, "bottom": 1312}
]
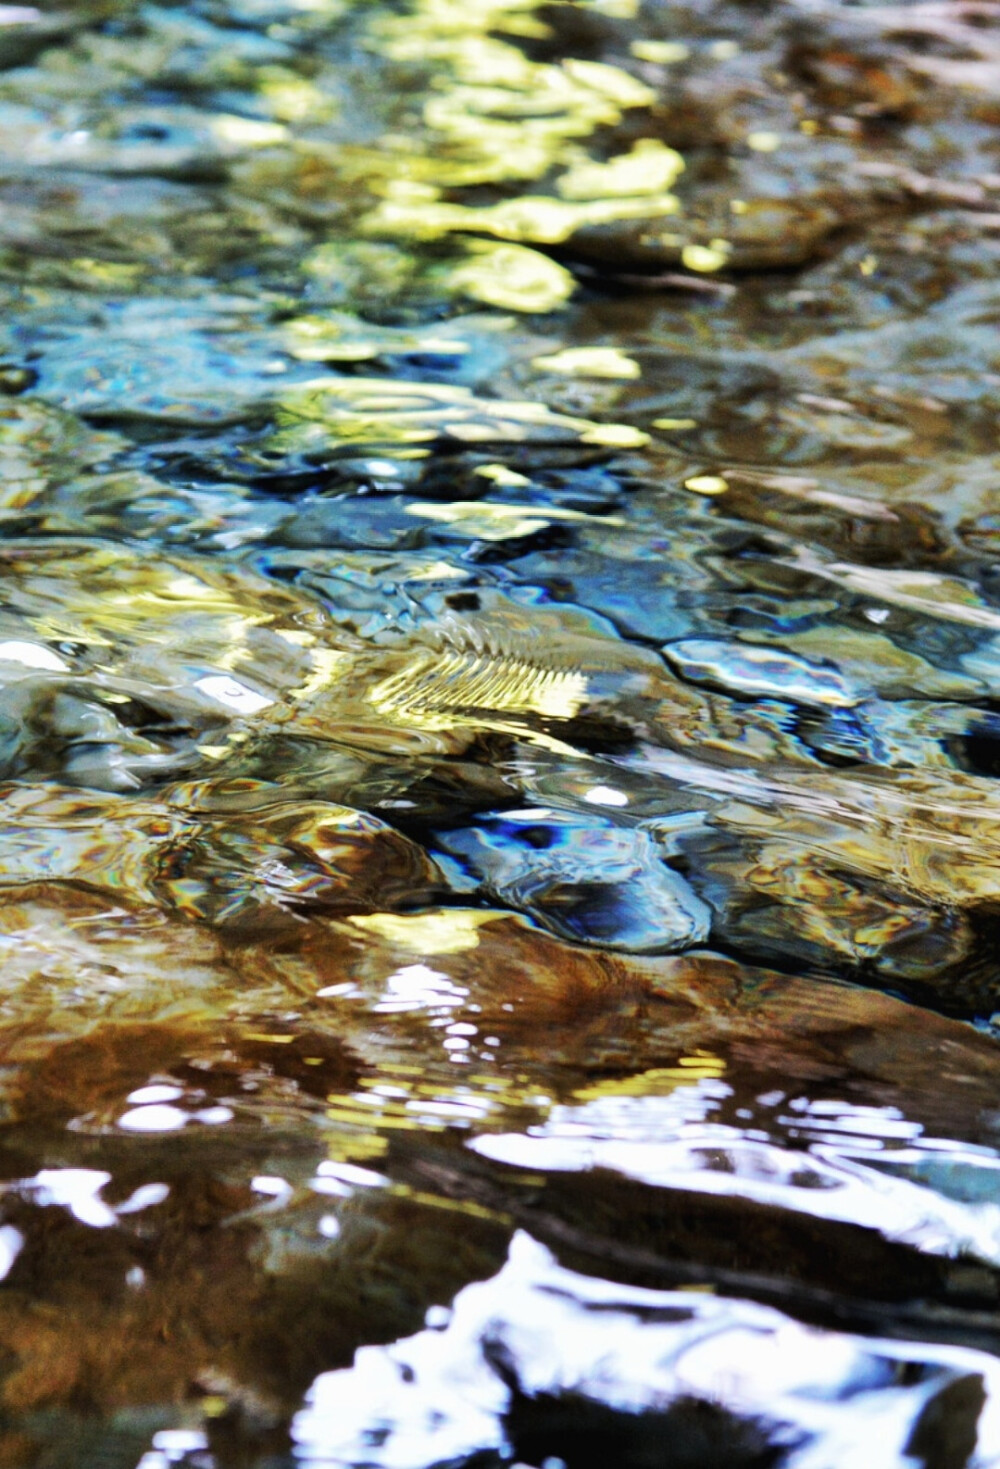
[{"left": 1, "top": 0, "right": 1000, "bottom": 1463}]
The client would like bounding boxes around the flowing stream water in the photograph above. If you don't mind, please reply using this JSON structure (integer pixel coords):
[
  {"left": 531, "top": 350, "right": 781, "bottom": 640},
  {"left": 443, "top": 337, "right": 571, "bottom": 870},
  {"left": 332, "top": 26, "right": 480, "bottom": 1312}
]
[{"left": 1, "top": 0, "right": 1000, "bottom": 1463}]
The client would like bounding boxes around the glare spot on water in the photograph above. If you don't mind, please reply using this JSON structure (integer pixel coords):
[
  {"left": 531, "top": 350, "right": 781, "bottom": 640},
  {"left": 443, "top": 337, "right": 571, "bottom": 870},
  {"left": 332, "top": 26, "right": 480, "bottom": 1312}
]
[
  {"left": 630, "top": 39, "right": 689, "bottom": 63},
  {"left": 531, "top": 348, "right": 641, "bottom": 380},
  {"left": 681, "top": 246, "right": 730, "bottom": 274},
  {"left": 126, "top": 1084, "right": 184, "bottom": 1105},
  {"left": 116, "top": 1183, "right": 170, "bottom": 1215},
  {"left": 316, "top": 1161, "right": 388, "bottom": 1189},
  {"left": 0, "top": 641, "right": 69, "bottom": 671},
  {"left": 684, "top": 473, "right": 729, "bottom": 495},
  {"left": 25, "top": 1169, "right": 116, "bottom": 1228},
  {"left": 0, "top": 1226, "right": 23, "bottom": 1281},
  {"left": 374, "top": 962, "right": 469, "bottom": 1013},
  {"left": 583, "top": 786, "right": 629, "bottom": 806},
  {"left": 309, "top": 1175, "right": 352, "bottom": 1198},
  {"left": 151, "top": 1430, "right": 209, "bottom": 1454},
  {"left": 406, "top": 1097, "right": 489, "bottom": 1121},
  {"left": 194, "top": 674, "right": 274, "bottom": 714},
  {"left": 251, "top": 1175, "right": 291, "bottom": 1197},
  {"left": 118, "top": 1104, "right": 188, "bottom": 1132}
]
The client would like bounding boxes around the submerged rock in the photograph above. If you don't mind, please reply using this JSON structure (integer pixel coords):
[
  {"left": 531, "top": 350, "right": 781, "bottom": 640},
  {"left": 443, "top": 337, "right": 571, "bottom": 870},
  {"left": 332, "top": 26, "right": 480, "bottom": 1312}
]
[
  {"left": 663, "top": 637, "right": 862, "bottom": 708},
  {"left": 565, "top": 195, "right": 843, "bottom": 274},
  {"left": 157, "top": 783, "right": 443, "bottom": 932},
  {"left": 434, "top": 807, "right": 711, "bottom": 953}
]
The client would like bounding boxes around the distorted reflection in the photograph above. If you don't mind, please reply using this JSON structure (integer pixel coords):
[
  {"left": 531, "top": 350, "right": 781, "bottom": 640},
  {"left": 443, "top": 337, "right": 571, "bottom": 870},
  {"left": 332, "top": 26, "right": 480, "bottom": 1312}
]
[
  {"left": 1, "top": 0, "right": 1000, "bottom": 1462},
  {"left": 294, "top": 1233, "right": 1000, "bottom": 1469}
]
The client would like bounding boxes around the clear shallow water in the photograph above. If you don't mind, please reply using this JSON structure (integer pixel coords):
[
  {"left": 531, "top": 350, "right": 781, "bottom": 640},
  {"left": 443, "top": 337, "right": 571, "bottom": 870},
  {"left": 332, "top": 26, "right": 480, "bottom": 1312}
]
[{"left": 1, "top": 0, "right": 1000, "bottom": 1463}]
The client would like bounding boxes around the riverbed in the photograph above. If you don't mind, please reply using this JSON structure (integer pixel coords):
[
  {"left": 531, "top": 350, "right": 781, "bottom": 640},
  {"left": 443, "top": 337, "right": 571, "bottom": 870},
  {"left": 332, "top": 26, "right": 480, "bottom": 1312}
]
[{"left": 1, "top": 1, "right": 1000, "bottom": 1464}]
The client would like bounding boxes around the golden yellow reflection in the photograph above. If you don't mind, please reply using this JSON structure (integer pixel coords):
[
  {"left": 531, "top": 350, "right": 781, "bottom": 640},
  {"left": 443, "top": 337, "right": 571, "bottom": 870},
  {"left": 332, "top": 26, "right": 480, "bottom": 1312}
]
[
  {"left": 746, "top": 130, "right": 781, "bottom": 153},
  {"left": 474, "top": 463, "right": 532, "bottom": 488},
  {"left": 284, "top": 315, "right": 472, "bottom": 364},
  {"left": 274, "top": 376, "right": 647, "bottom": 456},
  {"left": 210, "top": 115, "right": 288, "bottom": 147},
  {"left": 368, "top": 643, "right": 590, "bottom": 729},
  {"left": 572, "top": 1053, "right": 727, "bottom": 1102},
  {"left": 579, "top": 423, "right": 649, "bottom": 448},
  {"left": 449, "top": 241, "right": 575, "bottom": 313},
  {"left": 531, "top": 347, "right": 641, "bottom": 379},
  {"left": 684, "top": 474, "right": 729, "bottom": 496},
  {"left": 405, "top": 499, "right": 624, "bottom": 539},
  {"left": 256, "top": 70, "right": 338, "bottom": 123},
  {"left": 366, "top": 191, "right": 680, "bottom": 246},
  {"left": 681, "top": 243, "right": 731, "bottom": 273},
  {"left": 630, "top": 39, "right": 690, "bottom": 64},
  {"left": 354, "top": 0, "right": 688, "bottom": 284},
  {"left": 557, "top": 140, "right": 684, "bottom": 200},
  {"left": 345, "top": 909, "right": 504, "bottom": 954}
]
